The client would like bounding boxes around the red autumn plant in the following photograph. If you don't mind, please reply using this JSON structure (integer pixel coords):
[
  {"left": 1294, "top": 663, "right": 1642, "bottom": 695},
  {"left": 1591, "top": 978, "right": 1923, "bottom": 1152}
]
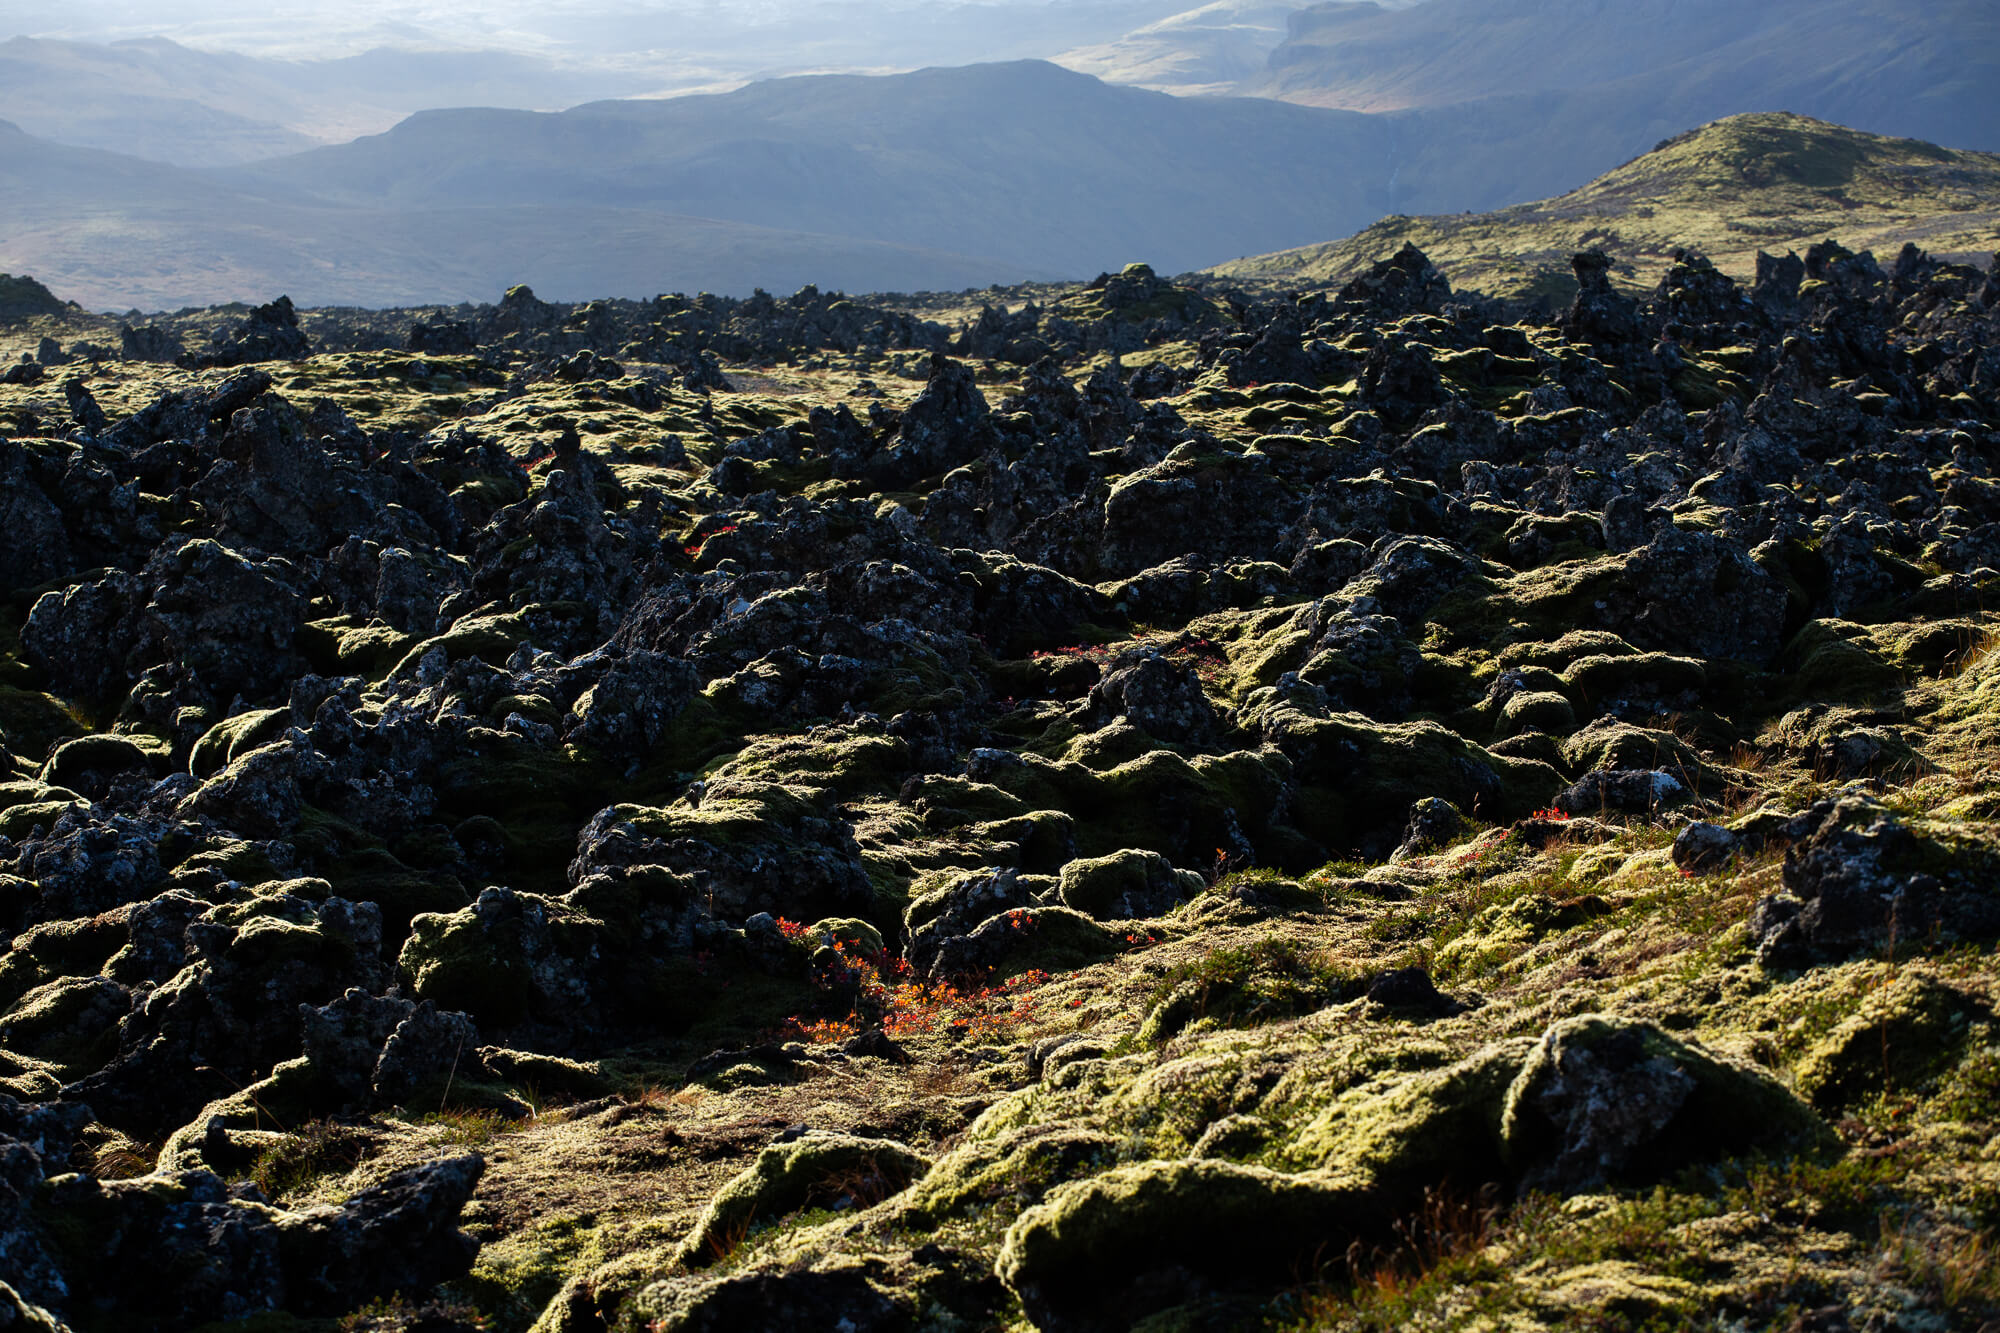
[
  {"left": 684, "top": 523, "right": 739, "bottom": 558},
  {"left": 785, "top": 934, "right": 1054, "bottom": 1045}
]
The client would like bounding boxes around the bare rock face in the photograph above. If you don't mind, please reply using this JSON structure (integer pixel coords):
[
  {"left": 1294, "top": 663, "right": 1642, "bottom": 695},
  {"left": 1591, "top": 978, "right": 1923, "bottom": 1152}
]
[
  {"left": 1500, "top": 1016, "right": 1831, "bottom": 1192},
  {"left": 865, "top": 352, "right": 996, "bottom": 488},
  {"left": 0, "top": 1097, "right": 482, "bottom": 1331},
  {"left": 1751, "top": 797, "right": 2000, "bottom": 966},
  {"left": 275, "top": 1154, "right": 487, "bottom": 1315},
  {"left": 183, "top": 296, "right": 313, "bottom": 369},
  {"left": 1077, "top": 651, "right": 1222, "bottom": 744},
  {"left": 0, "top": 274, "right": 65, "bottom": 321}
]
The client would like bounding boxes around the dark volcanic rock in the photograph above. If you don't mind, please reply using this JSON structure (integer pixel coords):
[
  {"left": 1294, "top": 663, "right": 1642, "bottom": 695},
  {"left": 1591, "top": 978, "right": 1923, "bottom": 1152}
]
[{"left": 184, "top": 297, "right": 313, "bottom": 369}]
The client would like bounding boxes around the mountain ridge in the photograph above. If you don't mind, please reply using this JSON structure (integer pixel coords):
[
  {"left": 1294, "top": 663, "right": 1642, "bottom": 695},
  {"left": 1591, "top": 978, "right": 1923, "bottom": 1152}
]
[
  {"left": 213, "top": 60, "right": 1395, "bottom": 283},
  {"left": 1254, "top": 0, "right": 2000, "bottom": 152}
]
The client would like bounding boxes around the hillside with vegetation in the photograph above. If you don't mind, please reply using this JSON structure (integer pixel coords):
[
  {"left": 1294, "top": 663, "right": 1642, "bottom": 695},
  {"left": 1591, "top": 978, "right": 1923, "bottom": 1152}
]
[{"left": 1213, "top": 113, "right": 2000, "bottom": 300}]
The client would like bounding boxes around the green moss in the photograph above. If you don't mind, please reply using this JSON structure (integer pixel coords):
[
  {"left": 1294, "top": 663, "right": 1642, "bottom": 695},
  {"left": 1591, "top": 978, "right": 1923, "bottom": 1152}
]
[
  {"left": 463, "top": 1211, "right": 676, "bottom": 1332},
  {"left": 248, "top": 1119, "right": 374, "bottom": 1202},
  {"left": 189, "top": 707, "right": 292, "bottom": 778},
  {"left": 0, "top": 778, "right": 74, "bottom": 810},
  {"left": 1288, "top": 1038, "right": 1533, "bottom": 1193},
  {"left": 964, "top": 747, "right": 1311, "bottom": 867},
  {"left": 1057, "top": 849, "right": 1204, "bottom": 921},
  {"left": 481, "top": 1048, "right": 614, "bottom": 1102},
  {"left": 1237, "top": 703, "right": 1563, "bottom": 845},
  {"left": 388, "top": 610, "right": 536, "bottom": 677},
  {"left": 1497, "top": 689, "right": 1578, "bottom": 739},
  {"left": 897, "top": 1128, "right": 1123, "bottom": 1226},
  {"left": 1782, "top": 620, "right": 1906, "bottom": 702},
  {"left": 1794, "top": 970, "right": 1980, "bottom": 1109},
  {"left": 1434, "top": 892, "right": 1615, "bottom": 979},
  {"left": 174, "top": 836, "right": 290, "bottom": 885},
  {"left": 1140, "top": 938, "right": 1363, "bottom": 1045},
  {"left": 398, "top": 892, "right": 597, "bottom": 1026},
  {"left": 37, "top": 733, "right": 155, "bottom": 787},
  {"left": 804, "top": 917, "right": 884, "bottom": 956},
  {"left": 156, "top": 1057, "right": 327, "bottom": 1169},
  {"left": 0, "top": 793, "right": 84, "bottom": 840},
  {"left": 1559, "top": 652, "right": 1706, "bottom": 704},
  {"left": 0, "top": 974, "right": 124, "bottom": 1074},
  {"left": 996, "top": 1159, "right": 1382, "bottom": 1326},
  {"left": 0, "top": 684, "right": 85, "bottom": 762},
  {"left": 1559, "top": 718, "right": 1716, "bottom": 787},
  {"left": 991, "top": 906, "right": 1124, "bottom": 978},
  {"left": 675, "top": 1132, "right": 931, "bottom": 1268},
  {"left": 897, "top": 775, "right": 1033, "bottom": 829},
  {"left": 297, "top": 616, "right": 416, "bottom": 678},
  {"left": 706, "top": 731, "right": 911, "bottom": 799}
]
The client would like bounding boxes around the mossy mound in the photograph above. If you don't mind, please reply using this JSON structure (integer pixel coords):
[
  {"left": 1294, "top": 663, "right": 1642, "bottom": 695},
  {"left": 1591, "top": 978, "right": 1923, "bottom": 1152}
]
[
  {"left": 995, "top": 1159, "right": 1383, "bottom": 1329},
  {"left": 672, "top": 1132, "right": 931, "bottom": 1268}
]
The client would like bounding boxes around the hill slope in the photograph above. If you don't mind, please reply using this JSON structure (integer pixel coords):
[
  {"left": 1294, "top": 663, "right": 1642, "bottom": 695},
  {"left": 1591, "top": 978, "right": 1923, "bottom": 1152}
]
[
  {"left": 0, "top": 120, "right": 1025, "bottom": 310},
  {"left": 1054, "top": 1, "right": 1319, "bottom": 97},
  {"left": 231, "top": 60, "right": 1395, "bottom": 281},
  {"left": 1211, "top": 113, "right": 2000, "bottom": 298},
  {"left": 0, "top": 61, "right": 1414, "bottom": 308},
  {"left": 1256, "top": 0, "right": 2000, "bottom": 150}
]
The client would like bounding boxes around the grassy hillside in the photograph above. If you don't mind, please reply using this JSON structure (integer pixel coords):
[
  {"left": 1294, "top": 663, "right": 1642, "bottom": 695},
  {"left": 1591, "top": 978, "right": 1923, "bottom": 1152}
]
[
  {"left": 1231, "top": 0, "right": 2000, "bottom": 223},
  {"left": 1211, "top": 113, "right": 2000, "bottom": 298}
]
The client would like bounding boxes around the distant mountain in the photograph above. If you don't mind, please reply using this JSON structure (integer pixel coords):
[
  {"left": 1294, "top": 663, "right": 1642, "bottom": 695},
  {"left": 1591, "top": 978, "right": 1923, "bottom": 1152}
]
[
  {"left": 1251, "top": 0, "right": 2000, "bottom": 200},
  {"left": 1258, "top": 0, "right": 2000, "bottom": 137},
  {"left": 1055, "top": 1, "right": 1315, "bottom": 97},
  {"left": 0, "top": 119, "right": 1026, "bottom": 310},
  {"left": 0, "top": 36, "right": 659, "bottom": 167},
  {"left": 0, "top": 6, "right": 1209, "bottom": 169},
  {"left": 1054, "top": 0, "right": 1429, "bottom": 97},
  {"left": 229, "top": 61, "right": 1396, "bottom": 280},
  {"left": 1210, "top": 113, "right": 2000, "bottom": 299},
  {"left": 7, "top": 51, "right": 1996, "bottom": 312}
]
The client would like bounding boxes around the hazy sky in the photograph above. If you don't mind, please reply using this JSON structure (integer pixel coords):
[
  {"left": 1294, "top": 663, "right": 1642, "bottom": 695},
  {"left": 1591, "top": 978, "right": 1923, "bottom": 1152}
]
[{"left": 0, "top": 0, "right": 1206, "bottom": 65}]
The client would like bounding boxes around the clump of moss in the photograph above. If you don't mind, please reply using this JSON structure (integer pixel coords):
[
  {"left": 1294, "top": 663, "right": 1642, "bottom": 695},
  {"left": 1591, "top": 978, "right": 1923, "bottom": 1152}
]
[
  {"left": 1140, "top": 937, "right": 1363, "bottom": 1044},
  {"left": 675, "top": 1132, "right": 931, "bottom": 1267}
]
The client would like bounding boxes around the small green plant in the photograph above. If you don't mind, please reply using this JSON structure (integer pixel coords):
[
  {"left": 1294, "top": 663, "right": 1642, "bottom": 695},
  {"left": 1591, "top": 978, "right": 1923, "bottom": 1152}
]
[
  {"left": 1879, "top": 1213, "right": 2000, "bottom": 1313},
  {"left": 417, "top": 1107, "right": 532, "bottom": 1149},
  {"left": 1146, "top": 937, "right": 1363, "bottom": 1038},
  {"left": 340, "top": 1295, "right": 491, "bottom": 1330},
  {"left": 251, "top": 1120, "right": 373, "bottom": 1201}
]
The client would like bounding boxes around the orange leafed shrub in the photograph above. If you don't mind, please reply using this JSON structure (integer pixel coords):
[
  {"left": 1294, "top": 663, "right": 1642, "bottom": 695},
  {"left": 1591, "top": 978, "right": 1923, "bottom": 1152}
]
[{"left": 785, "top": 938, "right": 1053, "bottom": 1044}]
